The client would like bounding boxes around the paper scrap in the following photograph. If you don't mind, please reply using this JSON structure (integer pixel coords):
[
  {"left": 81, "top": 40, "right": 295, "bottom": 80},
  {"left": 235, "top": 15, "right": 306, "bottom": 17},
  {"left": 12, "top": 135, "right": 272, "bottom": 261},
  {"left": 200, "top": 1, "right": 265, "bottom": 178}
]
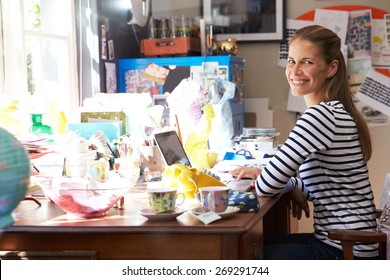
[
  {"left": 356, "top": 69, "right": 390, "bottom": 117},
  {"left": 105, "top": 62, "right": 117, "bottom": 93},
  {"left": 196, "top": 211, "right": 221, "bottom": 224},
  {"left": 144, "top": 63, "right": 169, "bottom": 85}
]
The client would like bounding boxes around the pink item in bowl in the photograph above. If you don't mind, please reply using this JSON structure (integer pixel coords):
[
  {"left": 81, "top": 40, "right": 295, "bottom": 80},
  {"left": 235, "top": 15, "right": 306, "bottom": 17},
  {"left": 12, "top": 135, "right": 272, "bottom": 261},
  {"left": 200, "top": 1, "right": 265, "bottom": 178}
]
[{"left": 38, "top": 176, "right": 132, "bottom": 218}]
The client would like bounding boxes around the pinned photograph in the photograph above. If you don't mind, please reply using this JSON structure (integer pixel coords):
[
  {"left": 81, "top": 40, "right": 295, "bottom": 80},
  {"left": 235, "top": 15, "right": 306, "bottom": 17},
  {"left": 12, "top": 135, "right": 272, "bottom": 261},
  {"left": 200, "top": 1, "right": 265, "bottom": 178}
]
[
  {"left": 101, "top": 24, "right": 107, "bottom": 42},
  {"left": 101, "top": 42, "right": 107, "bottom": 60},
  {"left": 108, "top": 39, "right": 115, "bottom": 60},
  {"left": 144, "top": 63, "right": 169, "bottom": 85}
]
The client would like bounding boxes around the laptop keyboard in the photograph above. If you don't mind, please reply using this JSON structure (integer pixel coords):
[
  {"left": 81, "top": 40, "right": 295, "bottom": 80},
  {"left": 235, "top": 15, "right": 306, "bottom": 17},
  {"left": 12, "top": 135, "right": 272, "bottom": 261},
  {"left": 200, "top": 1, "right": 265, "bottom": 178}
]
[{"left": 199, "top": 168, "right": 221, "bottom": 181}]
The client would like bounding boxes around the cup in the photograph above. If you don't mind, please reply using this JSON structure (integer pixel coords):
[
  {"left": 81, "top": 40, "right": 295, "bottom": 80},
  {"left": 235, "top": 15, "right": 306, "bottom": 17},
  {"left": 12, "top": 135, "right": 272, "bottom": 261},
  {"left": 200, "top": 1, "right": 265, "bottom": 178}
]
[
  {"left": 147, "top": 188, "right": 185, "bottom": 214},
  {"left": 199, "top": 186, "right": 230, "bottom": 213}
]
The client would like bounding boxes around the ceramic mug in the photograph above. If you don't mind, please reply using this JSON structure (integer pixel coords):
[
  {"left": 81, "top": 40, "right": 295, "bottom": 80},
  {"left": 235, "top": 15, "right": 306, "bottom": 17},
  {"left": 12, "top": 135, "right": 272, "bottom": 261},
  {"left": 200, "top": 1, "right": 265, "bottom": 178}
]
[
  {"left": 147, "top": 188, "right": 185, "bottom": 214},
  {"left": 199, "top": 186, "right": 230, "bottom": 213}
]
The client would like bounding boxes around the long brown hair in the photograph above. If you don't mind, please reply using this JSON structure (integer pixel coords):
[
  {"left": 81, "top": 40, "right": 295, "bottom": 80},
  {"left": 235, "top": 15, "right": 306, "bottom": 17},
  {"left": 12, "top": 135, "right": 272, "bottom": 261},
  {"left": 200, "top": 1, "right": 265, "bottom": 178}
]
[{"left": 290, "top": 25, "right": 372, "bottom": 161}]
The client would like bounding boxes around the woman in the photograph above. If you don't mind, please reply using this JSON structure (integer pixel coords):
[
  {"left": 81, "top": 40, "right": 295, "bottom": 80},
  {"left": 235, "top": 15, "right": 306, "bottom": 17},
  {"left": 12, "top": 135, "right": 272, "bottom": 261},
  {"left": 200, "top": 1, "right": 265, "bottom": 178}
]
[{"left": 230, "top": 25, "right": 377, "bottom": 259}]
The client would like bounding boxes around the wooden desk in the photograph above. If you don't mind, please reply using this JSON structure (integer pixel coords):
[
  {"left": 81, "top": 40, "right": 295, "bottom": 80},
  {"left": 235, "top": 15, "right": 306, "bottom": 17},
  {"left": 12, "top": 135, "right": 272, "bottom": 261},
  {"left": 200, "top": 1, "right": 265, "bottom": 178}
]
[{"left": 0, "top": 187, "right": 289, "bottom": 260}]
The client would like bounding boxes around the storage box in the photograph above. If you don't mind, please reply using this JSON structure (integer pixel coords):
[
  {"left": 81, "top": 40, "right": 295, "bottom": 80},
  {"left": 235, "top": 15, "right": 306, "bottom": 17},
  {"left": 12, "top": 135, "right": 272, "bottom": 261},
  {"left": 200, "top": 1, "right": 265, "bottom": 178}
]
[{"left": 140, "top": 37, "right": 201, "bottom": 57}]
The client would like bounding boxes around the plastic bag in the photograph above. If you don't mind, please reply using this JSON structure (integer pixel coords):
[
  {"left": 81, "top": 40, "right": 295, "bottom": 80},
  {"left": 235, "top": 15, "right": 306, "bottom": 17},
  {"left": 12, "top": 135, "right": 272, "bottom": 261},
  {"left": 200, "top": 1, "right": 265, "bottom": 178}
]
[
  {"left": 208, "top": 79, "right": 235, "bottom": 153},
  {"left": 183, "top": 103, "right": 218, "bottom": 170},
  {"left": 162, "top": 163, "right": 225, "bottom": 198}
]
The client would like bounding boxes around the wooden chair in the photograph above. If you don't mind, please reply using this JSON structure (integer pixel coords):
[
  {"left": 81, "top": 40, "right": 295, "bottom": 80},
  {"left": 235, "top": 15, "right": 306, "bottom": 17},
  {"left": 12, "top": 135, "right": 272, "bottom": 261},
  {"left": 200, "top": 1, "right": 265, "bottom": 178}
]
[{"left": 328, "top": 210, "right": 388, "bottom": 260}]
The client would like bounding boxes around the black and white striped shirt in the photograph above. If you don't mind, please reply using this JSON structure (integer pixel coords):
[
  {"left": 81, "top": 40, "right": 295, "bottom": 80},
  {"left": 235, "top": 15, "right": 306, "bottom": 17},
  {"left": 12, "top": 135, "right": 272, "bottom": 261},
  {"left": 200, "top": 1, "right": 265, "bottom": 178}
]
[{"left": 255, "top": 101, "right": 378, "bottom": 258}]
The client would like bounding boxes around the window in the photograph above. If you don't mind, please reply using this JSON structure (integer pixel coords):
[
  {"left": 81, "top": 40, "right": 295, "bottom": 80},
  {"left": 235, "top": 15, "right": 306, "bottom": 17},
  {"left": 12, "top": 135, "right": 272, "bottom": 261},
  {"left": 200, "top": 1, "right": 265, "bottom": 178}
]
[{"left": 0, "top": 0, "right": 78, "bottom": 135}]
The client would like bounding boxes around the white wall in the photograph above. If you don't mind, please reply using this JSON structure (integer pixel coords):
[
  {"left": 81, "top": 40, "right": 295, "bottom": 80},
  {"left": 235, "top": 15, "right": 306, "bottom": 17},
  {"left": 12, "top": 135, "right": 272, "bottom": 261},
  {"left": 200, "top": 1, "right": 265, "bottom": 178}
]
[
  {"left": 151, "top": 0, "right": 202, "bottom": 18},
  {"left": 237, "top": 0, "right": 390, "bottom": 232}
]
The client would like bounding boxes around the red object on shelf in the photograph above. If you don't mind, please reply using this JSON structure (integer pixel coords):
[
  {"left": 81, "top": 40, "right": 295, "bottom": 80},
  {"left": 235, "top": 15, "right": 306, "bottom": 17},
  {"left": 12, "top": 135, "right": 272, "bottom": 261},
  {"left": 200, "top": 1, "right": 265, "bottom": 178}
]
[{"left": 140, "top": 37, "right": 201, "bottom": 57}]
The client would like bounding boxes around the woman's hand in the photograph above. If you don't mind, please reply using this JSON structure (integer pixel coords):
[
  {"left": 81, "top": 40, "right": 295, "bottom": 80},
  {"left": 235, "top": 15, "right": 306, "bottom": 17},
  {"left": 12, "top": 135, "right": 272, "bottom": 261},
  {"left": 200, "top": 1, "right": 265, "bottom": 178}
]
[
  {"left": 229, "top": 166, "right": 262, "bottom": 181},
  {"left": 288, "top": 187, "right": 310, "bottom": 220}
]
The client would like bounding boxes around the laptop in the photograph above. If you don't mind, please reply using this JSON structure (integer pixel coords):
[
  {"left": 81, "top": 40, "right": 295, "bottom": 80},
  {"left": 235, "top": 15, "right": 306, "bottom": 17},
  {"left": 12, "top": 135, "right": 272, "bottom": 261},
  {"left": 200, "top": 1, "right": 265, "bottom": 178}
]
[
  {"left": 153, "top": 130, "right": 252, "bottom": 192},
  {"left": 153, "top": 130, "right": 191, "bottom": 167}
]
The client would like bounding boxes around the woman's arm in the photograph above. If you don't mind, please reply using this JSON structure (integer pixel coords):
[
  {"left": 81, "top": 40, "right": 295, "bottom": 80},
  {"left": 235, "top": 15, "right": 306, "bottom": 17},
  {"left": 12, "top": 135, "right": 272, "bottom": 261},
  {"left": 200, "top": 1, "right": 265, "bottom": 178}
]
[
  {"left": 256, "top": 104, "right": 335, "bottom": 197},
  {"left": 229, "top": 166, "right": 261, "bottom": 180}
]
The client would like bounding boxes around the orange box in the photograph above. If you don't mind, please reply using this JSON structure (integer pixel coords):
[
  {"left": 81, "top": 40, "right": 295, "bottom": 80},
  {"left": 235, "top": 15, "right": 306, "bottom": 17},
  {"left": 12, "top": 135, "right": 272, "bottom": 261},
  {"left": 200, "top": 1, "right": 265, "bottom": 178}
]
[{"left": 140, "top": 37, "right": 201, "bottom": 57}]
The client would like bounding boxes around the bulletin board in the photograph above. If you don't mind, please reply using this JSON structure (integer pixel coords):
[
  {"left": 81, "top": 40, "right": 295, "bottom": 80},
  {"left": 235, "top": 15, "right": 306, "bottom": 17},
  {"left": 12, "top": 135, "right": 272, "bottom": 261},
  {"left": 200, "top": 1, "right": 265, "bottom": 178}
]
[
  {"left": 286, "top": 5, "right": 390, "bottom": 120},
  {"left": 296, "top": 5, "right": 390, "bottom": 78}
]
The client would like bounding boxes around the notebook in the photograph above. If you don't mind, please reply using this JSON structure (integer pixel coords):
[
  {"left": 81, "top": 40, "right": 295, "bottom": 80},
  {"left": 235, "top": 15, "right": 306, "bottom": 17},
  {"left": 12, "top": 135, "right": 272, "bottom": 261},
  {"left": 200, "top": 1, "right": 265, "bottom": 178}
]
[{"left": 153, "top": 130, "right": 252, "bottom": 192}]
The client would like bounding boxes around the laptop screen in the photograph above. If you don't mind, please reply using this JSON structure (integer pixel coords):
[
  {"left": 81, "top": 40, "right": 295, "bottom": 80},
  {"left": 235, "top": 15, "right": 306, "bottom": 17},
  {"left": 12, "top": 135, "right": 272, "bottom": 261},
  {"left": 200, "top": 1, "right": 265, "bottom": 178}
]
[{"left": 153, "top": 130, "right": 191, "bottom": 167}]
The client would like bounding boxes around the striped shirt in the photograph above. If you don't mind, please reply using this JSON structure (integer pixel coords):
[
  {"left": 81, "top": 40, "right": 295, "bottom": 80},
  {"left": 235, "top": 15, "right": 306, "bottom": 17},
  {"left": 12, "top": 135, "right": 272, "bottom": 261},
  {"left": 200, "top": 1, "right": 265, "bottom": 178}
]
[{"left": 255, "top": 101, "right": 378, "bottom": 258}]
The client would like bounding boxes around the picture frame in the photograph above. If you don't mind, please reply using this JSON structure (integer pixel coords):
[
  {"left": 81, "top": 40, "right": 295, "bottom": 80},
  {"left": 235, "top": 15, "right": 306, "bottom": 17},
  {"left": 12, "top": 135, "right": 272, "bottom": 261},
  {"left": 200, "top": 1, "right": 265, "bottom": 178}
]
[{"left": 203, "top": 0, "right": 285, "bottom": 42}]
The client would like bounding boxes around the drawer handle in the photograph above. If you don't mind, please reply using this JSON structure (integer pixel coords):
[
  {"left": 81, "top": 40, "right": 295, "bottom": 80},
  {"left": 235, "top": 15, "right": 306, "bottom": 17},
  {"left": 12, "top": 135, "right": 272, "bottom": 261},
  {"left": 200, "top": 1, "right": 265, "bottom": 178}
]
[{"left": 156, "top": 41, "right": 174, "bottom": 47}]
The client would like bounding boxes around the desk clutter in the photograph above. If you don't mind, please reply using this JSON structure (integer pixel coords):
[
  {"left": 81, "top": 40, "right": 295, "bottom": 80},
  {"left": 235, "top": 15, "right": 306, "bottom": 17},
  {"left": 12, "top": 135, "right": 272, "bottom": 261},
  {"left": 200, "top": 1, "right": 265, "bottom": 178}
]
[
  {"left": 231, "top": 127, "right": 280, "bottom": 159},
  {"left": 26, "top": 119, "right": 259, "bottom": 222},
  {"left": 20, "top": 88, "right": 259, "bottom": 224},
  {"left": 20, "top": 56, "right": 251, "bottom": 223},
  {"left": 27, "top": 128, "right": 258, "bottom": 222}
]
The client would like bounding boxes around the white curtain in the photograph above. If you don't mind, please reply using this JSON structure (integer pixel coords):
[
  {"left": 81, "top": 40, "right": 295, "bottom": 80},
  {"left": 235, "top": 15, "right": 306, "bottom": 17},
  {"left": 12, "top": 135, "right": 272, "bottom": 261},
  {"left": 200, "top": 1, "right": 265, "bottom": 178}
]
[{"left": 0, "top": 0, "right": 28, "bottom": 98}]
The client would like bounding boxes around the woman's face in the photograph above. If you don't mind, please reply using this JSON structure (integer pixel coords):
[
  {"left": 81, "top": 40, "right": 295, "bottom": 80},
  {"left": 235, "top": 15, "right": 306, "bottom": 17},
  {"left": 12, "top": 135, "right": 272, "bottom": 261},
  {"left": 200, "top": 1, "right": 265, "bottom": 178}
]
[{"left": 286, "top": 38, "right": 337, "bottom": 106}]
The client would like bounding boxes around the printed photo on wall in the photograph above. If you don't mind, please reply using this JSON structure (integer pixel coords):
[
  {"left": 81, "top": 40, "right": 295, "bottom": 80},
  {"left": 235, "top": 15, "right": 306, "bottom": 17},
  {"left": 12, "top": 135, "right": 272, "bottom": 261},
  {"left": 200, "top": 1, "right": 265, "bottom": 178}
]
[
  {"left": 355, "top": 68, "right": 390, "bottom": 127},
  {"left": 105, "top": 62, "right": 117, "bottom": 93},
  {"left": 385, "top": 14, "right": 390, "bottom": 49},
  {"left": 101, "top": 42, "right": 107, "bottom": 60},
  {"left": 108, "top": 39, "right": 115, "bottom": 60},
  {"left": 101, "top": 24, "right": 107, "bottom": 42},
  {"left": 314, "top": 9, "right": 349, "bottom": 46},
  {"left": 346, "top": 10, "right": 372, "bottom": 59},
  {"left": 371, "top": 19, "right": 390, "bottom": 67}
]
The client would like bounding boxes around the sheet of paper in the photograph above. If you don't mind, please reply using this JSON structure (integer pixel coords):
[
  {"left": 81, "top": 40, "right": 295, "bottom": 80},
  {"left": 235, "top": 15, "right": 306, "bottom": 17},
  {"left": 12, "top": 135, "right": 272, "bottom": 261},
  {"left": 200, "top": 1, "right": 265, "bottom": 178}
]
[
  {"left": 213, "top": 159, "right": 269, "bottom": 173},
  {"left": 196, "top": 212, "right": 221, "bottom": 224},
  {"left": 386, "top": 14, "right": 390, "bottom": 49},
  {"left": 371, "top": 19, "right": 390, "bottom": 67},
  {"left": 356, "top": 69, "right": 390, "bottom": 117},
  {"left": 347, "top": 57, "right": 372, "bottom": 88},
  {"left": 278, "top": 19, "right": 313, "bottom": 67},
  {"left": 314, "top": 9, "right": 349, "bottom": 46},
  {"left": 105, "top": 62, "right": 117, "bottom": 93},
  {"left": 347, "top": 10, "right": 372, "bottom": 59}
]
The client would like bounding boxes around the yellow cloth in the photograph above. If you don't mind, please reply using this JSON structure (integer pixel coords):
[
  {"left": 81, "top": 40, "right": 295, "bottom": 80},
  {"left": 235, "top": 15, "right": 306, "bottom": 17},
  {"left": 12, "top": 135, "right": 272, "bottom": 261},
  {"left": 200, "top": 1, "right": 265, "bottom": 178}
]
[
  {"left": 162, "top": 163, "right": 225, "bottom": 198},
  {"left": 183, "top": 103, "right": 218, "bottom": 170}
]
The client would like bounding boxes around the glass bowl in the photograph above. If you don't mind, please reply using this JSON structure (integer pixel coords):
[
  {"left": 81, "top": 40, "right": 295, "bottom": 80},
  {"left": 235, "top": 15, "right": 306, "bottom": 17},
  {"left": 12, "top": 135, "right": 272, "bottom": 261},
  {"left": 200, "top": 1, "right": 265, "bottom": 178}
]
[{"left": 38, "top": 176, "right": 132, "bottom": 218}]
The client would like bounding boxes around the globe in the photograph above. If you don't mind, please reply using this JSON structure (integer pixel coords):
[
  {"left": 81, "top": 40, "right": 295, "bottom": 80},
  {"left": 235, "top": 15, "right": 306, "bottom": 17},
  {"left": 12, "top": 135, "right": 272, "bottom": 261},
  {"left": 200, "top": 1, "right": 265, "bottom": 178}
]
[{"left": 0, "top": 127, "right": 30, "bottom": 229}]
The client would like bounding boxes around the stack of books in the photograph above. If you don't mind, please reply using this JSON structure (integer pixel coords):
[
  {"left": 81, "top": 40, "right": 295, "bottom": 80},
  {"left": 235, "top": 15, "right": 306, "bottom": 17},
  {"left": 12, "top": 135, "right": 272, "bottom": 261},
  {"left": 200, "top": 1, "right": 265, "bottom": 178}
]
[{"left": 232, "top": 127, "right": 280, "bottom": 159}]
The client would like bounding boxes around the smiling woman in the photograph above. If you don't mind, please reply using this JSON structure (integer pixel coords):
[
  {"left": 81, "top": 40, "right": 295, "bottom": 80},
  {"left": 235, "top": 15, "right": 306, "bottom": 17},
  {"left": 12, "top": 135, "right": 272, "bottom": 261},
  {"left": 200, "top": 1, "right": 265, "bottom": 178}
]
[{"left": 0, "top": 0, "right": 78, "bottom": 135}]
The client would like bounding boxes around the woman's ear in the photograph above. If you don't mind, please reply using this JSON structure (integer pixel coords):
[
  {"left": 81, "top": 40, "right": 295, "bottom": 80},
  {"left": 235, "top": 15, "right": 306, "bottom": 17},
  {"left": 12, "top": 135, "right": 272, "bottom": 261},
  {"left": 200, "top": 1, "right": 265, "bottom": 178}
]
[{"left": 328, "top": 60, "right": 339, "bottom": 78}]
